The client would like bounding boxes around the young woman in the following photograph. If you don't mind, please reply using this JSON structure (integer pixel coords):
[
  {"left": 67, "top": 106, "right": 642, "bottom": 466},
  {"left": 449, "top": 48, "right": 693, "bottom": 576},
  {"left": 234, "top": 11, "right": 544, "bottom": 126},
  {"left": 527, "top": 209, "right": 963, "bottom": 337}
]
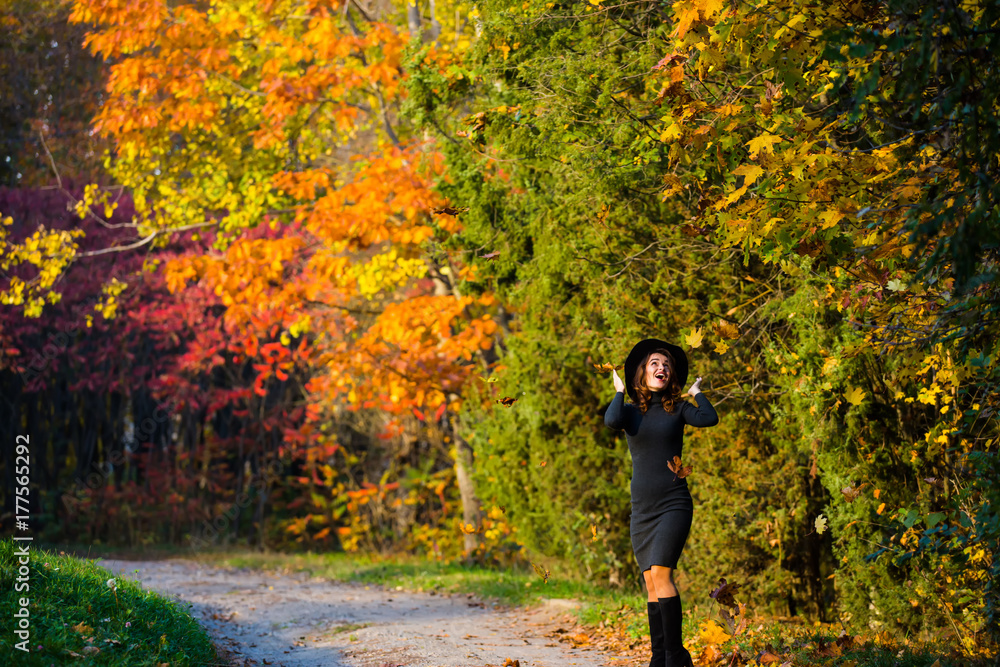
[{"left": 604, "top": 338, "right": 719, "bottom": 667}]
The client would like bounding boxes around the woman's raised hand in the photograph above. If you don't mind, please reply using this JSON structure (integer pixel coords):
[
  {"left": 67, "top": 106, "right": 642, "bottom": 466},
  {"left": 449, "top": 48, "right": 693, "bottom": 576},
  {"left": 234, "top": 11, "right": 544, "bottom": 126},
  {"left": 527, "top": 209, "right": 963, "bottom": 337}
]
[
  {"left": 687, "top": 377, "right": 704, "bottom": 396},
  {"left": 612, "top": 368, "right": 626, "bottom": 394}
]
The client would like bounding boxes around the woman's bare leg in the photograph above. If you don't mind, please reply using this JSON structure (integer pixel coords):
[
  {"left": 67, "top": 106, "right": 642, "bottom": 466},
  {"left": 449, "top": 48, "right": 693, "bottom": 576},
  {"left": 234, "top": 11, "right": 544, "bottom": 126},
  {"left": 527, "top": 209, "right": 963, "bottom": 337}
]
[
  {"left": 642, "top": 569, "right": 658, "bottom": 602},
  {"left": 649, "top": 565, "right": 677, "bottom": 598}
]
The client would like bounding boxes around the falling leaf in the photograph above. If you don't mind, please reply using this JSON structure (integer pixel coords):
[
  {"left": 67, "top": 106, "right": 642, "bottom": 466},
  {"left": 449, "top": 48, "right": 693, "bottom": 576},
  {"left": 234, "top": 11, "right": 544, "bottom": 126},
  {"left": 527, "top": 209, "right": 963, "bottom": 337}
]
[
  {"left": 712, "top": 320, "right": 740, "bottom": 340},
  {"left": 539, "top": 461, "right": 547, "bottom": 467},
  {"left": 877, "top": 502, "right": 886, "bottom": 515},
  {"left": 590, "top": 524, "right": 598, "bottom": 541},
  {"left": 479, "top": 251, "right": 501, "bottom": 260},
  {"left": 841, "top": 482, "right": 867, "bottom": 502},
  {"left": 684, "top": 327, "right": 704, "bottom": 348},
  {"left": 844, "top": 386, "right": 866, "bottom": 406},
  {"left": 709, "top": 577, "right": 742, "bottom": 608},
  {"left": 496, "top": 396, "right": 518, "bottom": 407},
  {"left": 531, "top": 562, "right": 550, "bottom": 583},
  {"left": 714, "top": 341, "right": 730, "bottom": 354},
  {"left": 431, "top": 205, "right": 469, "bottom": 216},
  {"left": 874, "top": 488, "right": 881, "bottom": 499},
  {"left": 667, "top": 455, "right": 692, "bottom": 480},
  {"left": 815, "top": 514, "right": 828, "bottom": 535}
]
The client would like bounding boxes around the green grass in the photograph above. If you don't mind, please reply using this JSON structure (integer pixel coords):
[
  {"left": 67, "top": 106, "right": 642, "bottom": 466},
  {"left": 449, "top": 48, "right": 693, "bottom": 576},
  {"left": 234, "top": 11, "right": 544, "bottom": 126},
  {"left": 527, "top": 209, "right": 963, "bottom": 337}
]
[{"left": 0, "top": 539, "right": 220, "bottom": 666}]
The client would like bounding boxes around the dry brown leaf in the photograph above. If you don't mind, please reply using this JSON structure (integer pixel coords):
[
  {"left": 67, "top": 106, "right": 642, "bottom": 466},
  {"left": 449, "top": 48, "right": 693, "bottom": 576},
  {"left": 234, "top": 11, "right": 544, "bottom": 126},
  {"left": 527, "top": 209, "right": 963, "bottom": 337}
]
[
  {"left": 841, "top": 482, "right": 867, "bottom": 502},
  {"left": 667, "top": 455, "right": 692, "bottom": 479},
  {"left": 712, "top": 320, "right": 741, "bottom": 340},
  {"left": 709, "top": 577, "right": 742, "bottom": 608}
]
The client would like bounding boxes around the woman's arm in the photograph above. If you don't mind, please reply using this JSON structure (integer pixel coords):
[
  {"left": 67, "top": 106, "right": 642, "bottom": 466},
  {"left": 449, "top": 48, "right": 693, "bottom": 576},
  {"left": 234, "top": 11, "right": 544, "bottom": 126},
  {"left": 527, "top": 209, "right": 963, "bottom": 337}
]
[
  {"left": 604, "top": 390, "right": 629, "bottom": 430},
  {"left": 604, "top": 368, "right": 638, "bottom": 431},
  {"left": 684, "top": 376, "right": 719, "bottom": 427}
]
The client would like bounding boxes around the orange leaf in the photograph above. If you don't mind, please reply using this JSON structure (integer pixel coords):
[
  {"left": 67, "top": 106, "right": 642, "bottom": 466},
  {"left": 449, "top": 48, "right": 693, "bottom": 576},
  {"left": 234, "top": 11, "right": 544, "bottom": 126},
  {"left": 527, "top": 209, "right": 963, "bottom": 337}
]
[{"left": 667, "top": 455, "right": 692, "bottom": 479}]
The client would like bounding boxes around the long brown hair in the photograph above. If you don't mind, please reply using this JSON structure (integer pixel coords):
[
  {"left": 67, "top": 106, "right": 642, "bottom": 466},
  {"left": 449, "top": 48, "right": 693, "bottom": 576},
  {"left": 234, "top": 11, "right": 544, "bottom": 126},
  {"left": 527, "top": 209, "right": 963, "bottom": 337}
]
[{"left": 632, "top": 348, "right": 683, "bottom": 414}]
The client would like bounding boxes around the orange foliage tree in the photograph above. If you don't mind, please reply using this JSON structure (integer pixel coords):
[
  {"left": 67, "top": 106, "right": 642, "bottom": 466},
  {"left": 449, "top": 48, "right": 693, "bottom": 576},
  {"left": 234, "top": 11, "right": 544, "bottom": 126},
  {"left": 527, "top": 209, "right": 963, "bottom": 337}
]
[{"left": 63, "top": 0, "right": 499, "bottom": 554}]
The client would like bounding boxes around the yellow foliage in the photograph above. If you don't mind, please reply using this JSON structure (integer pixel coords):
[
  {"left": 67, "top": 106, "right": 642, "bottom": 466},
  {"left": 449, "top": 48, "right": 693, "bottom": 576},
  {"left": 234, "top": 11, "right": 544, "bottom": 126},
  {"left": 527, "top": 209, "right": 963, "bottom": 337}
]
[{"left": 698, "top": 619, "right": 731, "bottom": 645}]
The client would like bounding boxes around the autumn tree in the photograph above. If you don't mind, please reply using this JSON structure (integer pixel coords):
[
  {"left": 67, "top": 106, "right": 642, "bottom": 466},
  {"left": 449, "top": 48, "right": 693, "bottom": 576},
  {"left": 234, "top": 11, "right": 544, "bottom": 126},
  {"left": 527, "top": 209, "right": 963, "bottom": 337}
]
[
  {"left": 57, "top": 0, "right": 501, "bottom": 556},
  {"left": 407, "top": 0, "right": 999, "bottom": 650}
]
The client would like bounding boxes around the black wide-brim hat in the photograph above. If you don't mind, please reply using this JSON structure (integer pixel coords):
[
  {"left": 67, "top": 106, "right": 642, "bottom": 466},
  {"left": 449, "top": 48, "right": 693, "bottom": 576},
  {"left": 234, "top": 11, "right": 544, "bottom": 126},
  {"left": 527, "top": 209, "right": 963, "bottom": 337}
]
[{"left": 623, "top": 338, "right": 689, "bottom": 403}]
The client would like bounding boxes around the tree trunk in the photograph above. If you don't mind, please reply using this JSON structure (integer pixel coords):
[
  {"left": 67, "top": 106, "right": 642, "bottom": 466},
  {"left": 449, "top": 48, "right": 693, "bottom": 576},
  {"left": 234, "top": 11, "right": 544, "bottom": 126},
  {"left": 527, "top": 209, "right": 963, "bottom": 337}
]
[
  {"left": 407, "top": 1, "right": 421, "bottom": 36},
  {"left": 428, "top": 0, "right": 441, "bottom": 42},
  {"left": 453, "top": 430, "right": 481, "bottom": 554}
]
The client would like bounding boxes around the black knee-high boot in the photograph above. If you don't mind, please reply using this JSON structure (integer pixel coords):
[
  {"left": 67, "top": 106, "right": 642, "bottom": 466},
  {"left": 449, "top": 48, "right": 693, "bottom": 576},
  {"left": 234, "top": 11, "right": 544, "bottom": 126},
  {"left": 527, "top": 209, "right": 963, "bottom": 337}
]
[
  {"left": 646, "top": 601, "right": 666, "bottom": 667},
  {"left": 658, "top": 595, "right": 694, "bottom": 667}
]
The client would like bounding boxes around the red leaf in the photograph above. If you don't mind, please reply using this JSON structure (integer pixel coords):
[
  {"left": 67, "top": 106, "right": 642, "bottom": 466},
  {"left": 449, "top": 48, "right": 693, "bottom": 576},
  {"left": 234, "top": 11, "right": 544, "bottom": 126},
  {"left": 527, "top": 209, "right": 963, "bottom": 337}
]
[{"left": 433, "top": 403, "right": 446, "bottom": 421}]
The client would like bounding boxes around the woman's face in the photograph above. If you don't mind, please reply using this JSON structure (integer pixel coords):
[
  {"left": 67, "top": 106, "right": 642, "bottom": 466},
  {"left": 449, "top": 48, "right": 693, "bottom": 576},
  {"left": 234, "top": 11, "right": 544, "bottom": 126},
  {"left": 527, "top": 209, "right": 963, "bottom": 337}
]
[{"left": 644, "top": 353, "right": 670, "bottom": 391}]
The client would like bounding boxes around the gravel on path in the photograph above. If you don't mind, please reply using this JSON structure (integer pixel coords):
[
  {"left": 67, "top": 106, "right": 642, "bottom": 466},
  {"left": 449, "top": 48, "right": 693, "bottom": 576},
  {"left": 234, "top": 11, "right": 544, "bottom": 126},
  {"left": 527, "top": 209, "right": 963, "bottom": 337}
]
[{"left": 99, "top": 558, "right": 628, "bottom": 667}]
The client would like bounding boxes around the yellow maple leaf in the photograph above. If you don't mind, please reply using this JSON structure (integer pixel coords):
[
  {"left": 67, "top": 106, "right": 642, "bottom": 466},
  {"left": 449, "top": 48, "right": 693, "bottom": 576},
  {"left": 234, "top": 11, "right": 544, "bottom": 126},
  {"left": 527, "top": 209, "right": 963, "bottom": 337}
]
[
  {"left": 698, "top": 619, "right": 731, "bottom": 645},
  {"left": 717, "top": 102, "right": 743, "bottom": 116},
  {"left": 685, "top": 327, "right": 704, "bottom": 348},
  {"left": 714, "top": 341, "right": 730, "bottom": 354},
  {"left": 672, "top": 0, "right": 699, "bottom": 38},
  {"left": 845, "top": 386, "right": 866, "bottom": 406},
  {"left": 732, "top": 163, "right": 764, "bottom": 186},
  {"left": 694, "top": 0, "right": 725, "bottom": 19},
  {"left": 819, "top": 209, "right": 845, "bottom": 230},
  {"left": 745, "top": 133, "right": 784, "bottom": 159},
  {"left": 716, "top": 184, "right": 748, "bottom": 210}
]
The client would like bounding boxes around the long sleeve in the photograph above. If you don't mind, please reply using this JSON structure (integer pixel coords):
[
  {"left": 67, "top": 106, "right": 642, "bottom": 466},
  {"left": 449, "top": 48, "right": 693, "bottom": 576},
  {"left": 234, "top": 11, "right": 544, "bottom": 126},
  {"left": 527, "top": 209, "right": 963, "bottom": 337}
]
[
  {"left": 682, "top": 392, "right": 719, "bottom": 427},
  {"left": 604, "top": 391, "right": 640, "bottom": 433}
]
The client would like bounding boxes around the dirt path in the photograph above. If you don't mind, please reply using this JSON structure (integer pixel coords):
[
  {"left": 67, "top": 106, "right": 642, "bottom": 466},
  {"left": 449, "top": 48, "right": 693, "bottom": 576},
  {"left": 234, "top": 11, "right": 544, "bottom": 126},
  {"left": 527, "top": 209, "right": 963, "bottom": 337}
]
[{"left": 98, "top": 558, "right": 628, "bottom": 667}]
